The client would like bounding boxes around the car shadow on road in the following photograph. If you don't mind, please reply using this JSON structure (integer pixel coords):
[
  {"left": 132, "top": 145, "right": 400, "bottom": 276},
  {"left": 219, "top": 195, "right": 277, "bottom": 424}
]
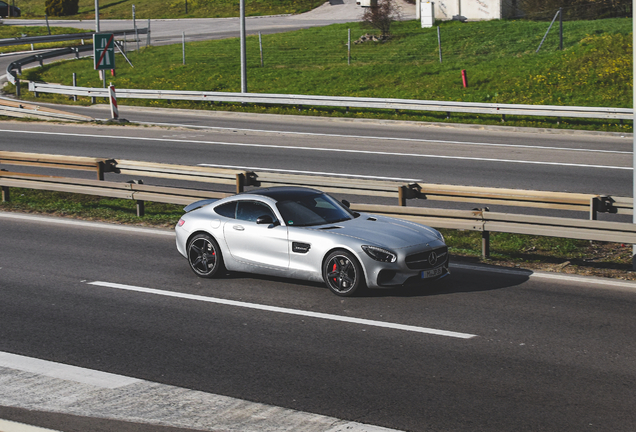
[
  {"left": 361, "top": 264, "right": 533, "bottom": 298},
  {"left": 219, "top": 261, "right": 533, "bottom": 299}
]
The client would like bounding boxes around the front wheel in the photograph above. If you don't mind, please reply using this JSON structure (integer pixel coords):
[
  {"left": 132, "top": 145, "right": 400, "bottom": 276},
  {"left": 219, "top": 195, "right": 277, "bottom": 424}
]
[
  {"left": 323, "top": 250, "right": 365, "bottom": 297},
  {"left": 187, "top": 233, "right": 224, "bottom": 278}
]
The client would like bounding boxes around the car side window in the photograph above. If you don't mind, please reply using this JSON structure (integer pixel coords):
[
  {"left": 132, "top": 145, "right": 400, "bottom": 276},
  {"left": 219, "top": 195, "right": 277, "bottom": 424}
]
[
  {"left": 214, "top": 201, "right": 237, "bottom": 219},
  {"left": 236, "top": 201, "right": 276, "bottom": 223}
]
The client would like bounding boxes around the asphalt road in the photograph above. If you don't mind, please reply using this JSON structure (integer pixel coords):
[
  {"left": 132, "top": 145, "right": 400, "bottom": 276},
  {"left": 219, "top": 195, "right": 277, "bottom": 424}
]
[
  {"left": 0, "top": 114, "right": 631, "bottom": 220},
  {"left": 1, "top": 213, "right": 635, "bottom": 432}
]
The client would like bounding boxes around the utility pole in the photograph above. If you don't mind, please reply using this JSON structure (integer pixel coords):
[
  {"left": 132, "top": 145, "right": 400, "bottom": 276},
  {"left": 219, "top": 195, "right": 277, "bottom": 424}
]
[
  {"left": 95, "top": 0, "right": 100, "bottom": 32},
  {"left": 633, "top": 0, "right": 635, "bottom": 269},
  {"left": 240, "top": 0, "right": 247, "bottom": 93}
]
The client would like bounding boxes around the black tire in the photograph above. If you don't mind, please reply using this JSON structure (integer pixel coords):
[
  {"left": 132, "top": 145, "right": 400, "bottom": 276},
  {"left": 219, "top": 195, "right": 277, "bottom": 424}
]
[
  {"left": 323, "top": 250, "right": 365, "bottom": 297},
  {"left": 187, "top": 233, "right": 224, "bottom": 278}
]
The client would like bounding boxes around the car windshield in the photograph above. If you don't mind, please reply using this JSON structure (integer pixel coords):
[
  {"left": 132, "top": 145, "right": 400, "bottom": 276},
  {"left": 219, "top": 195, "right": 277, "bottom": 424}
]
[{"left": 276, "top": 193, "right": 354, "bottom": 227}]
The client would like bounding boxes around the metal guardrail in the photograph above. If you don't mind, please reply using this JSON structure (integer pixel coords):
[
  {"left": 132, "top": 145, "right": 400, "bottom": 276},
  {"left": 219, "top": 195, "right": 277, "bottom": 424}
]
[
  {"left": 5, "top": 28, "right": 149, "bottom": 88},
  {"left": 350, "top": 204, "right": 636, "bottom": 257},
  {"left": 26, "top": 83, "right": 633, "bottom": 121},
  {"left": 0, "top": 28, "right": 148, "bottom": 48},
  {"left": 1, "top": 171, "right": 635, "bottom": 257},
  {"left": 0, "top": 151, "right": 631, "bottom": 219},
  {"left": 0, "top": 96, "right": 94, "bottom": 121}
]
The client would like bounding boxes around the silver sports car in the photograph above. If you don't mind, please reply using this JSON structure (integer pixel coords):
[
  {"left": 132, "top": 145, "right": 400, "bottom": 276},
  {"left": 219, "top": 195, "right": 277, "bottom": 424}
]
[{"left": 175, "top": 186, "right": 449, "bottom": 296}]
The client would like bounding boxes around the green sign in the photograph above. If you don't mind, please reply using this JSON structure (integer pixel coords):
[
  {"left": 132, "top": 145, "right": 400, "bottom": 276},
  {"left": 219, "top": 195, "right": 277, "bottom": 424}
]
[{"left": 93, "top": 33, "right": 115, "bottom": 70}]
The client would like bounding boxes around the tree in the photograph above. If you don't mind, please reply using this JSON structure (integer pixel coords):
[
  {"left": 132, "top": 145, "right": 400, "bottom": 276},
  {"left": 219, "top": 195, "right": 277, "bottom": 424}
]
[
  {"left": 361, "top": 0, "right": 402, "bottom": 39},
  {"left": 45, "top": 0, "right": 79, "bottom": 17}
]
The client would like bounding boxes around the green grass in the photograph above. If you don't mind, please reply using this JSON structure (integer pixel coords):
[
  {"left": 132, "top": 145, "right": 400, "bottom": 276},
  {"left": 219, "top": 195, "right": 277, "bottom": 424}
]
[
  {"left": 10, "top": 0, "right": 326, "bottom": 19},
  {"left": 13, "top": 17, "right": 632, "bottom": 132}
]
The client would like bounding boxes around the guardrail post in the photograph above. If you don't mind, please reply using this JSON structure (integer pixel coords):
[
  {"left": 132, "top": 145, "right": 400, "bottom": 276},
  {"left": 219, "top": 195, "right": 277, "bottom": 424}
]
[
  {"left": 398, "top": 186, "right": 407, "bottom": 206},
  {"left": 15, "top": 78, "right": 20, "bottom": 98},
  {"left": 590, "top": 197, "right": 598, "bottom": 220},
  {"left": 1, "top": 186, "right": 9, "bottom": 202},
  {"left": 236, "top": 173, "right": 245, "bottom": 194},
  {"left": 482, "top": 231, "right": 490, "bottom": 258},
  {"left": 136, "top": 200, "right": 145, "bottom": 217},
  {"left": 97, "top": 162, "right": 105, "bottom": 181}
]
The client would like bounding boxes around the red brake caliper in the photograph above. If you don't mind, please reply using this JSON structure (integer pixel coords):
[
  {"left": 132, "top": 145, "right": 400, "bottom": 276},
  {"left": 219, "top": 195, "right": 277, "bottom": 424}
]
[{"left": 333, "top": 263, "right": 337, "bottom": 283}]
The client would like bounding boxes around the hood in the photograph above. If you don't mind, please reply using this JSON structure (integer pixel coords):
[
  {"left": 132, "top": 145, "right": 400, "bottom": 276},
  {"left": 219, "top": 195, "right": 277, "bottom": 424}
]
[{"left": 314, "top": 213, "right": 442, "bottom": 249}]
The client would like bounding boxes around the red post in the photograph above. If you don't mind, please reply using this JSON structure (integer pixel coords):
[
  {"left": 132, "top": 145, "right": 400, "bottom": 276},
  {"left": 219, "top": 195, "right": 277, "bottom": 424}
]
[{"left": 461, "top": 69, "right": 468, "bottom": 88}]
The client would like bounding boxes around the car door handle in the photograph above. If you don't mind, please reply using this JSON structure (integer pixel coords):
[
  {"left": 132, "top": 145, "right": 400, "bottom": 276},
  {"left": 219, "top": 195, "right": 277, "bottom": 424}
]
[{"left": 233, "top": 225, "right": 245, "bottom": 231}]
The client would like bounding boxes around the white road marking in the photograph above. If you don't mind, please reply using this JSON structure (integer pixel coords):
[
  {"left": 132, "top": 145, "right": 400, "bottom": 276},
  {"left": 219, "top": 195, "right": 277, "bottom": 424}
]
[
  {"left": 134, "top": 121, "right": 632, "bottom": 155},
  {"left": 0, "top": 419, "right": 61, "bottom": 432},
  {"left": 0, "top": 129, "right": 630, "bottom": 170},
  {"left": 86, "top": 281, "right": 478, "bottom": 339},
  {"left": 0, "top": 352, "right": 402, "bottom": 432},
  {"left": 0, "top": 212, "right": 174, "bottom": 236},
  {"left": 0, "top": 352, "right": 141, "bottom": 389}
]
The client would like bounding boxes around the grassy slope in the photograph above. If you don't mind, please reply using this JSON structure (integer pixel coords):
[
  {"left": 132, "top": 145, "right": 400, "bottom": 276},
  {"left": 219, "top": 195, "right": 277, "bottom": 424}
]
[
  {"left": 18, "top": 17, "right": 632, "bottom": 131},
  {"left": 11, "top": 0, "right": 325, "bottom": 19}
]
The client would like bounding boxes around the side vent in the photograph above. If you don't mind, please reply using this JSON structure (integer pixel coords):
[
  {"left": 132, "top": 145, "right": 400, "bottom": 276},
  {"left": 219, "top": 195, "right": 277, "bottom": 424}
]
[{"left": 367, "top": 217, "right": 377, "bottom": 221}]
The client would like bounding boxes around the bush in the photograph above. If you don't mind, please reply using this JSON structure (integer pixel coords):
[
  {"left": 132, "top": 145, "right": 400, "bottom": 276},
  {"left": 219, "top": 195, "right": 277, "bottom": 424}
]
[
  {"left": 361, "top": 0, "right": 401, "bottom": 38},
  {"left": 45, "top": 0, "right": 79, "bottom": 17}
]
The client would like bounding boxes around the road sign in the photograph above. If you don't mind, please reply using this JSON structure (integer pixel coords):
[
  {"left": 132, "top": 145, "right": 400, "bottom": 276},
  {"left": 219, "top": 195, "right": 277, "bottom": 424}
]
[{"left": 93, "top": 33, "right": 115, "bottom": 70}]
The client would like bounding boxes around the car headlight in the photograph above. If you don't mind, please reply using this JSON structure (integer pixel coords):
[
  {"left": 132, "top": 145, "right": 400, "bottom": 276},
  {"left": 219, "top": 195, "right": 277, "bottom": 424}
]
[
  {"left": 362, "top": 245, "right": 397, "bottom": 263},
  {"left": 436, "top": 230, "right": 445, "bottom": 243}
]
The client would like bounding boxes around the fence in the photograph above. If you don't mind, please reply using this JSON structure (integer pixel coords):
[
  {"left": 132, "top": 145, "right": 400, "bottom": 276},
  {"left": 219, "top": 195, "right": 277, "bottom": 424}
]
[{"left": 1, "top": 151, "right": 634, "bottom": 257}]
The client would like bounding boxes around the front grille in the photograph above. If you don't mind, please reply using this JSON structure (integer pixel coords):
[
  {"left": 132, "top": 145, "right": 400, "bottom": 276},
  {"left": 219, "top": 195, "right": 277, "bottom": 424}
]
[{"left": 405, "top": 246, "right": 448, "bottom": 270}]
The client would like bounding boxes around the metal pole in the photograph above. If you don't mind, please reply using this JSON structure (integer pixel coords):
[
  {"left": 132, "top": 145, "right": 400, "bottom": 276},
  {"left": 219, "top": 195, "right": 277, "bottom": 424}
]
[
  {"left": 348, "top": 28, "right": 351, "bottom": 66},
  {"left": 72, "top": 72, "right": 77, "bottom": 101},
  {"left": 559, "top": 7, "right": 563, "bottom": 50},
  {"left": 633, "top": 0, "right": 635, "bottom": 270},
  {"left": 45, "top": 14, "right": 51, "bottom": 35},
  {"left": 185, "top": 0, "right": 188, "bottom": 14},
  {"left": 95, "top": 0, "right": 100, "bottom": 32},
  {"left": 240, "top": 0, "right": 247, "bottom": 93},
  {"left": 259, "top": 31, "right": 263, "bottom": 67},
  {"left": 536, "top": 9, "right": 560, "bottom": 53},
  {"left": 133, "top": 5, "right": 139, "bottom": 52},
  {"left": 182, "top": 32, "right": 186, "bottom": 65},
  {"left": 437, "top": 26, "right": 442, "bottom": 63},
  {"left": 147, "top": 18, "right": 151, "bottom": 47}
]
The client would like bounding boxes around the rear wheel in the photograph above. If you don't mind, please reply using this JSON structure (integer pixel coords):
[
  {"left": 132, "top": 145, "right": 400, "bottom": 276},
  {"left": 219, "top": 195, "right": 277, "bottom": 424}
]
[
  {"left": 323, "top": 250, "right": 365, "bottom": 296},
  {"left": 187, "top": 233, "right": 224, "bottom": 278}
]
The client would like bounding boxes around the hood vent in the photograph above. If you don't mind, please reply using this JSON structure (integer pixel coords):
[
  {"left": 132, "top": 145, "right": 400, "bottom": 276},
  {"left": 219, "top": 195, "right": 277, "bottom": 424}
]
[
  {"left": 319, "top": 226, "right": 342, "bottom": 230},
  {"left": 367, "top": 217, "right": 377, "bottom": 221}
]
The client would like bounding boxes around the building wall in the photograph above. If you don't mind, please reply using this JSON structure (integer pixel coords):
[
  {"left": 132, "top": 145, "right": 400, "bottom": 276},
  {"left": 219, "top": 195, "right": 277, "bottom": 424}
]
[{"left": 430, "top": 0, "right": 518, "bottom": 20}]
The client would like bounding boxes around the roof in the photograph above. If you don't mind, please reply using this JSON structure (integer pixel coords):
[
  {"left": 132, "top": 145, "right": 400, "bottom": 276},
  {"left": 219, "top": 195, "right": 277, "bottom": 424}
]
[{"left": 247, "top": 186, "right": 323, "bottom": 201}]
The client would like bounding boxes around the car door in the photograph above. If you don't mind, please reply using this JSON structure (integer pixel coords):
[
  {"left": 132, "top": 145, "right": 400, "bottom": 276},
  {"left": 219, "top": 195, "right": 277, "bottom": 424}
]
[{"left": 222, "top": 200, "right": 289, "bottom": 270}]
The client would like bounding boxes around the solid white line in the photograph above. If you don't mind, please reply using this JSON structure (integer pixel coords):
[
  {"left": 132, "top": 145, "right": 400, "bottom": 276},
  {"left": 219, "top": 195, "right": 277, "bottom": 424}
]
[
  {"left": 0, "top": 419, "right": 62, "bottom": 432},
  {"left": 87, "top": 281, "right": 477, "bottom": 339},
  {"left": 134, "top": 121, "right": 631, "bottom": 155},
  {"left": 0, "top": 129, "right": 629, "bottom": 170},
  {"left": 0, "top": 352, "right": 141, "bottom": 389},
  {"left": 0, "top": 212, "right": 175, "bottom": 236}
]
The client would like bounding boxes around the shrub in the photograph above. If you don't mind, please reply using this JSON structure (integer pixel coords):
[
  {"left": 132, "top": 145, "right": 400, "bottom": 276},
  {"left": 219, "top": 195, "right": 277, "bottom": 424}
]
[
  {"left": 361, "top": 0, "right": 401, "bottom": 38},
  {"left": 45, "top": 0, "right": 79, "bottom": 17}
]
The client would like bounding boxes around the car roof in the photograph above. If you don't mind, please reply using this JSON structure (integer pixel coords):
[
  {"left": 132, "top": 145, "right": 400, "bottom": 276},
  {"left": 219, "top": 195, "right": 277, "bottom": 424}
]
[{"left": 245, "top": 186, "right": 323, "bottom": 201}]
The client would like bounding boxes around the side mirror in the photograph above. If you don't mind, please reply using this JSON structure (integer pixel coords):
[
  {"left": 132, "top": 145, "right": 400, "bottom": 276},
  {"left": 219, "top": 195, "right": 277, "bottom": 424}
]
[
  {"left": 341, "top": 199, "right": 351, "bottom": 208},
  {"left": 256, "top": 215, "right": 274, "bottom": 225}
]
